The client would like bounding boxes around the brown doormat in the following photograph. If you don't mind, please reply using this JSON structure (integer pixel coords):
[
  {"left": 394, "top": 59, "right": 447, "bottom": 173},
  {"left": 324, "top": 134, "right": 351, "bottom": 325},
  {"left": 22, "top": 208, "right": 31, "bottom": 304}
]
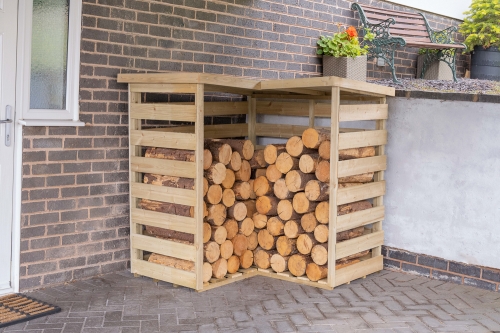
[{"left": 0, "top": 294, "right": 61, "bottom": 328}]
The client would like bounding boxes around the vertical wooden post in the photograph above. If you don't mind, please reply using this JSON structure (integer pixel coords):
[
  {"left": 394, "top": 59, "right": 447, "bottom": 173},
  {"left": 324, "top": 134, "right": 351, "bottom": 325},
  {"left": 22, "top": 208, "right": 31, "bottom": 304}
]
[
  {"left": 308, "top": 100, "right": 315, "bottom": 128},
  {"left": 372, "top": 97, "right": 386, "bottom": 257},
  {"left": 195, "top": 84, "right": 205, "bottom": 290},
  {"left": 327, "top": 87, "right": 340, "bottom": 287},
  {"left": 248, "top": 96, "right": 256, "bottom": 145},
  {"left": 129, "top": 88, "right": 143, "bottom": 272}
]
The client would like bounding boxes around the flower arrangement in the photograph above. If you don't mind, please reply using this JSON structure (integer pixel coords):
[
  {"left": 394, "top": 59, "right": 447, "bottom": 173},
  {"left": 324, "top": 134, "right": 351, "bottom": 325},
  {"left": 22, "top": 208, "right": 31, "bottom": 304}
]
[
  {"left": 317, "top": 26, "right": 374, "bottom": 58},
  {"left": 459, "top": 0, "right": 500, "bottom": 51}
]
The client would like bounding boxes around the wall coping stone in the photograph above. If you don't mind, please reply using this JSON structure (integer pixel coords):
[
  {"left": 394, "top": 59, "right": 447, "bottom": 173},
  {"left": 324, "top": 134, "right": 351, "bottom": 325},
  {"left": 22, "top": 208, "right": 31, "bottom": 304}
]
[{"left": 394, "top": 90, "right": 500, "bottom": 104}]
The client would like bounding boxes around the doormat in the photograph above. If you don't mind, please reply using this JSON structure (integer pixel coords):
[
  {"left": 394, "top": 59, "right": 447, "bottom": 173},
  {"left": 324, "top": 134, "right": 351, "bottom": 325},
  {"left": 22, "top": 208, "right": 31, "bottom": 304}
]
[{"left": 0, "top": 294, "right": 61, "bottom": 328}]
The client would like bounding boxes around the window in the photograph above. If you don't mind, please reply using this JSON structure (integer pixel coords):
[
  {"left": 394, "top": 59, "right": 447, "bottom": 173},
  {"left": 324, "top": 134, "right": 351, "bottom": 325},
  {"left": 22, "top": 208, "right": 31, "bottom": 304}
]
[{"left": 19, "top": 0, "right": 83, "bottom": 125}]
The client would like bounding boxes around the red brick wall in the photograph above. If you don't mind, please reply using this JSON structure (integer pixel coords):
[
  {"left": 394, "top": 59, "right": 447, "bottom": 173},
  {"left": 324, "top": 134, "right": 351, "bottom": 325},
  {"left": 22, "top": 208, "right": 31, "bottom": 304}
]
[{"left": 19, "top": 0, "right": 468, "bottom": 290}]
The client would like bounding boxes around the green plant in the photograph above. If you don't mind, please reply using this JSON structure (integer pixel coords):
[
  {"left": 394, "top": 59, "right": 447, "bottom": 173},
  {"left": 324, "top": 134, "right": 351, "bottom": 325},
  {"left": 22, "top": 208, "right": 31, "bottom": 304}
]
[
  {"left": 418, "top": 49, "right": 440, "bottom": 55},
  {"left": 317, "top": 26, "right": 374, "bottom": 58},
  {"left": 459, "top": 0, "right": 500, "bottom": 51}
]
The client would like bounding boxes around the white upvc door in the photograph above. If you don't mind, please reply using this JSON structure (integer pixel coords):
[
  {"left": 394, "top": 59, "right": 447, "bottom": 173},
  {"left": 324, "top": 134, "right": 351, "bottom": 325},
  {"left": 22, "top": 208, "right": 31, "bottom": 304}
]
[{"left": 0, "top": 0, "right": 18, "bottom": 295}]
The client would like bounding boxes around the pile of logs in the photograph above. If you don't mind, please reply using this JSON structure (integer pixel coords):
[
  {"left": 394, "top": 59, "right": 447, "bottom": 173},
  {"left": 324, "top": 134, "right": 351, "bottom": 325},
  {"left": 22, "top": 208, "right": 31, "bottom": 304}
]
[{"left": 140, "top": 128, "right": 376, "bottom": 284}]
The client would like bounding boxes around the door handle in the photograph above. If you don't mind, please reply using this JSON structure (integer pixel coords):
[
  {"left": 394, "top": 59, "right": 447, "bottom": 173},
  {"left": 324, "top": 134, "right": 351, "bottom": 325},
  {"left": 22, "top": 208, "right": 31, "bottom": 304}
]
[{"left": 3, "top": 105, "right": 12, "bottom": 147}]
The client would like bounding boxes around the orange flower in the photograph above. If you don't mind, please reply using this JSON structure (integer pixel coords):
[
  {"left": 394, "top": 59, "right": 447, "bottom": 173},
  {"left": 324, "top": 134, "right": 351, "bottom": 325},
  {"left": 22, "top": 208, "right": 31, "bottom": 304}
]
[{"left": 346, "top": 26, "right": 358, "bottom": 38}]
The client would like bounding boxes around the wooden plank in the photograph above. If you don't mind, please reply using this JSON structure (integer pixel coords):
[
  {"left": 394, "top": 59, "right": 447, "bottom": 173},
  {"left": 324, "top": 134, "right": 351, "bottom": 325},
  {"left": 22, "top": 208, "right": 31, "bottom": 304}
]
[
  {"left": 337, "top": 155, "right": 387, "bottom": 178},
  {"left": 337, "top": 181, "right": 386, "bottom": 205},
  {"left": 335, "top": 256, "right": 383, "bottom": 287},
  {"left": 131, "top": 182, "right": 196, "bottom": 206},
  {"left": 130, "top": 156, "right": 196, "bottom": 178},
  {"left": 205, "top": 101, "right": 248, "bottom": 116},
  {"left": 255, "top": 123, "right": 313, "bottom": 138},
  {"left": 336, "top": 231, "right": 384, "bottom": 260},
  {"left": 372, "top": 97, "right": 386, "bottom": 258},
  {"left": 199, "top": 270, "right": 259, "bottom": 292},
  {"left": 132, "top": 234, "right": 197, "bottom": 261},
  {"left": 338, "top": 104, "right": 388, "bottom": 122},
  {"left": 130, "top": 83, "right": 197, "bottom": 93},
  {"left": 256, "top": 101, "right": 312, "bottom": 117},
  {"left": 130, "top": 103, "right": 197, "bottom": 122},
  {"left": 337, "top": 206, "right": 385, "bottom": 233},
  {"left": 361, "top": 4, "right": 422, "bottom": 17},
  {"left": 328, "top": 86, "right": 340, "bottom": 288},
  {"left": 194, "top": 83, "right": 205, "bottom": 290},
  {"left": 205, "top": 123, "right": 249, "bottom": 139},
  {"left": 308, "top": 100, "right": 315, "bottom": 127},
  {"left": 131, "top": 208, "right": 196, "bottom": 234},
  {"left": 338, "top": 130, "right": 387, "bottom": 150},
  {"left": 130, "top": 130, "right": 197, "bottom": 150},
  {"left": 248, "top": 97, "right": 256, "bottom": 144},
  {"left": 258, "top": 270, "right": 333, "bottom": 290},
  {"left": 131, "top": 259, "right": 196, "bottom": 289}
]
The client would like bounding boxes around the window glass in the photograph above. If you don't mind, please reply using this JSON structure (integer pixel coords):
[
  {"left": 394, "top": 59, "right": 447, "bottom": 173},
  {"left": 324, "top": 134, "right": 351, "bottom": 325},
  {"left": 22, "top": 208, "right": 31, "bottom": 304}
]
[{"left": 30, "top": 0, "right": 69, "bottom": 109}]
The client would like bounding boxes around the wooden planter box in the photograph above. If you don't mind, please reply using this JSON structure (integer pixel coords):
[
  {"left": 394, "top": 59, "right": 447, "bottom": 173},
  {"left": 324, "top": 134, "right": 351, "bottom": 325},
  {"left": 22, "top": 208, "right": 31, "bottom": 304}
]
[
  {"left": 323, "top": 55, "right": 367, "bottom": 81},
  {"left": 117, "top": 73, "right": 394, "bottom": 291}
]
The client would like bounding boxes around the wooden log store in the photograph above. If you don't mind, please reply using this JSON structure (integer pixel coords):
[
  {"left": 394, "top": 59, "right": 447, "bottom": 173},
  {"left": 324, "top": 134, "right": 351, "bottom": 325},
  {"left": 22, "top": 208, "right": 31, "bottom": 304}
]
[{"left": 117, "top": 73, "right": 394, "bottom": 291}]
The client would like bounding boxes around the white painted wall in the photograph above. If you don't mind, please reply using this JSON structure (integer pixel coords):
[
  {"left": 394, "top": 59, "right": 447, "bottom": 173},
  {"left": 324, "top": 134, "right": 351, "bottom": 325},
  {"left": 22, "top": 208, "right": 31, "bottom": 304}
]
[{"left": 385, "top": 0, "right": 472, "bottom": 20}]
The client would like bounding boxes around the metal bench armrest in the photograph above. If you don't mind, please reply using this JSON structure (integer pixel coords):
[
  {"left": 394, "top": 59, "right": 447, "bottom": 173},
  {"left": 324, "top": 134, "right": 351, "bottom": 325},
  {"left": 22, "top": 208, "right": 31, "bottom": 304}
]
[{"left": 418, "top": 13, "right": 458, "bottom": 45}]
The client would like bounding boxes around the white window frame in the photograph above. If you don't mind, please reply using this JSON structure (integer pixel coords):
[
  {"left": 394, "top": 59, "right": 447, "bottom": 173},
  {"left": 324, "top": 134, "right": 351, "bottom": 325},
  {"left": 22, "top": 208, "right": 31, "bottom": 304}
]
[{"left": 18, "top": 0, "right": 84, "bottom": 126}]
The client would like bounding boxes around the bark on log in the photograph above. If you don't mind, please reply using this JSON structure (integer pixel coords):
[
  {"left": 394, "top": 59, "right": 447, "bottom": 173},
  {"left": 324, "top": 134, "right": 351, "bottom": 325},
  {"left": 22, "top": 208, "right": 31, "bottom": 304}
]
[
  {"left": 305, "top": 180, "right": 329, "bottom": 201},
  {"left": 276, "top": 236, "right": 297, "bottom": 257},
  {"left": 256, "top": 196, "right": 279, "bottom": 216},
  {"left": 253, "top": 247, "right": 274, "bottom": 269},
  {"left": 227, "top": 202, "right": 248, "bottom": 221},
  {"left": 300, "top": 213, "right": 318, "bottom": 233},
  {"left": 249, "top": 150, "right": 268, "bottom": 169},
  {"left": 205, "top": 163, "right": 227, "bottom": 185},
  {"left": 306, "top": 263, "right": 328, "bottom": 282},
  {"left": 286, "top": 136, "right": 315, "bottom": 157},
  {"left": 315, "top": 160, "right": 330, "bottom": 183},
  {"left": 211, "top": 225, "right": 227, "bottom": 245},
  {"left": 234, "top": 160, "right": 251, "bottom": 182},
  {"left": 247, "top": 231, "right": 259, "bottom": 251},
  {"left": 220, "top": 239, "right": 234, "bottom": 260},
  {"left": 293, "top": 192, "right": 318, "bottom": 214},
  {"left": 239, "top": 250, "right": 254, "bottom": 269},
  {"left": 337, "top": 226, "right": 365, "bottom": 242},
  {"left": 314, "top": 224, "right": 329, "bottom": 243},
  {"left": 266, "top": 164, "right": 283, "bottom": 183},
  {"left": 189, "top": 202, "right": 208, "bottom": 219},
  {"left": 143, "top": 174, "right": 195, "bottom": 190},
  {"left": 203, "top": 262, "right": 213, "bottom": 282},
  {"left": 288, "top": 254, "right": 313, "bottom": 277},
  {"left": 277, "top": 199, "right": 301, "bottom": 221},
  {"left": 335, "top": 259, "right": 360, "bottom": 269},
  {"left": 144, "top": 226, "right": 194, "bottom": 243},
  {"left": 148, "top": 253, "right": 195, "bottom": 272},
  {"left": 299, "top": 154, "right": 320, "bottom": 174},
  {"left": 139, "top": 199, "right": 191, "bottom": 217},
  {"left": 286, "top": 170, "right": 317, "bottom": 192},
  {"left": 222, "top": 188, "right": 235, "bottom": 207},
  {"left": 233, "top": 181, "right": 251, "bottom": 200},
  {"left": 221, "top": 169, "right": 235, "bottom": 189},
  {"left": 231, "top": 234, "right": 248, "bottom": 256},
  {"left": 273, "top": 178, "right": 294, "bottom": 200},
  {"left": 238, "top": 217, "right": 255, "bottom": 237},
  {"left": 311, "top": 244, "right": 328, "bottom": 265},
  {"left": 257, "top": 229, "right": 276, "bottom": 250},
  {"left": 253, "top": 176, "right": 274, "bottom": 197},
  {"left": 203, "top": 223, "right": 211, "bottom": 243},
  {"left": 302, "top": 128, "right": 330, "bottom": 149},
  {"left": 276, "top": 152, "right": 300, "bottom": 174},
  {"left": 227, "top": 151, "right": 242, "bottom": 172},
  {"left": 264, "top": 144, "right": 286, "bottom": 165},
  {"left": 339, "top": 146, "right": 376, "bottom": 160},
  {"left": 267, "top": 216, "right": 285, "bottom": 236},
  {"left": 212, "top": 258, "right": 228, "bottom": 279},
  {"left": 315, "top": 201, "right": 329, "bottom": 224},
  {"left": 270, "top": 254, "right": 289, "bottom": 273},
  {"left": 227, "top": 255, "right": 240, "bottom": 274},
  {"left": 223, "top": 219, "right": 238, "bottom": 240},
  {"left": 296, "top": 234, "right": 318, "bottom": 255},
  {"left": 206, "top": 204, "right": 227, "bottom": 226},
  {"left": 338, "top": 172, "right": 374, "bottom": 183},
  {"left": 337, "top": 200, "right": 372, "bottom": 216},
  {"left": 219, "top": 139, "right": 255, "bottom": 161},
  {"left": 243, "top": 200, "right": 257, "bottom": 218},
  {"left": 318, "top": 140, "right": 330, "bottom": 160},
  {"left": 247, "top": 179, "right": 257, "bottom": 200},
  {"left": 206, "top": 184, "right": 223, "bottom": 205},
  {"left": 284, "top": 220, "right": 304, "bottom": 239},
  {"left": 206, "top": 141, "right": 232, "bottom": 165},
  {"left": 145, "top": 147, "right": 195, "bottom": 162},
  {"left": 253, "top": 213, "right": 268, "bottom": 229},
  {"left": 338, "top": 250, "right": 370, "bottom": 262},
  {"left": 204, "top": 241, "right": 221, "bottom": 263}
]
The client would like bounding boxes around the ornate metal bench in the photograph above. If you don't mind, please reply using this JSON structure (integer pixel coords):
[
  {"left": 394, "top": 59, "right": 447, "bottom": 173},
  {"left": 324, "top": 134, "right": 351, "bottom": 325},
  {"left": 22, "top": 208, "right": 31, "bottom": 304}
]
[{"left": 351, "top": 3, "right": 466, "bottom": 82}]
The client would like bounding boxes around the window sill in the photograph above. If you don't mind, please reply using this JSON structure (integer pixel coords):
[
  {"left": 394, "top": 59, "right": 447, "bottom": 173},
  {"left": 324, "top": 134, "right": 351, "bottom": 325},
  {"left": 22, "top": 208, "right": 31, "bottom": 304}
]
[{"left": 18, "top": 120, "right": 86, "bottom": 127}]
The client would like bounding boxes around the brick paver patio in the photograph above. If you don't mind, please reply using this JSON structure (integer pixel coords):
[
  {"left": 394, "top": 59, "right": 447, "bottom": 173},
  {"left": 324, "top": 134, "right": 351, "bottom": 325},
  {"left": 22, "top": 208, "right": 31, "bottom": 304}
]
[{"left": 2, "top": 269, "right": 500, "bottom": 333}]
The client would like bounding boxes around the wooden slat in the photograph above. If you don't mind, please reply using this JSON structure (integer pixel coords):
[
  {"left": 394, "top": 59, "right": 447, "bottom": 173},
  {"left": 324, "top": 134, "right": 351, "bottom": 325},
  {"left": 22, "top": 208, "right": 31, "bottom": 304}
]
[
  {"left": 362, "top": 5, "right": 422, "bottom": 18},
  {"left": 337, "top": 181, "right": 386, "bottom": 205},
  {"left": 335, "top": 256, "right": 383, "bottom": 287},
  {"left": 130, "top": 83, "right": 197, "bottom": 93},
  {"left": 336, "top": 231, "right": 384, "bottom": 260},
  {"left": 130, "top": 103, "right": 197, "bottom": 122},
  {"left": 205, "top": 123, "right": 249, "bottom": 139},
  {"left": 132, "top": 234, "right": 197, "bottom": 261},
  {"left": 255, "top": 123, "right": 312, "bottom": 138},
  {"left": 390, "top": 28, "right": 430, "bottom": 38},
  {"left": 338, "top": 155, "right": 387, "bottom": 178},
  {"left": 131, "top": 208, "right": 196, "bottom": 234},
  {"left": 199, "top": 270, "right": 259, "bottom": 292},
  {"left": 194, "top": 83, "right": 205, "bottom": 290},
  {"left": 256, "top": 101, "right": 312, "bottom": 117},
  {"left": 405, "top": 41, "right": 466, "bottom": 49},
  {"left": 131, "top": 182, "right": 196, "bottom": 206},
  {"left": 248, "top": 97, "right": 256, "bottom": 144},
  {"left": 338, "top": 130, "right": 387, "bottom": 150},
  {"left": 365, "top": 12, "right": 425, "bottom": 25},
  {"left": 391, "top": 22, "right": 428, "bottom": 31},
  {"left": 130, "top": 130, "right": 197, "bottom": 150},
  {"left": 339, "top": 104, "right": 388, "bottom": 122},
  {"left": 372, "top": 97, "right": 386, "bottom": 258},
  {"left": 205, "top": 101, "right": 248, "bottom": 116},
  {"left": 337, "top": 206, "right": 385, "bottom": 233},
  {"left": 131, "top": 259, "right": 196, "bottom": 289},
  {"left": 258, "top": 270, "right": 333, "bottom": 290},
  {"left": 130, "top": 156, "right": 196, "bottom": 178}
]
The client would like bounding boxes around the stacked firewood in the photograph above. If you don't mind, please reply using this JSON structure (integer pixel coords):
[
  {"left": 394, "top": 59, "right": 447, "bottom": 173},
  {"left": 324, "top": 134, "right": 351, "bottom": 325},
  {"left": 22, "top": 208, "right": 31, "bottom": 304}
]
[{"left": 140, "top": 129, "right": 375, "bottom": 283}]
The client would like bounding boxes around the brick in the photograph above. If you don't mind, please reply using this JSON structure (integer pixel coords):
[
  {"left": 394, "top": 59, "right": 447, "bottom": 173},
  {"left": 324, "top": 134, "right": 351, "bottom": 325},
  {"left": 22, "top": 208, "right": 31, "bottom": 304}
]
[
  {"left": 464, "top": 278, "right": 497, "bottom": 291},
  {"left": 64, "top": 162, "right": 92, "bottom": 173},
  {"left": 388, "top": 249, "right": 417, "bottom": 263},
  {"left": 45, "top": 246, "right": 76, "bottom": 259},
  {"left": 23, "top": 151, "right": 46, "bottom": 162},
  {"left": 432, "top": 269, "right": 463, "bottom": 284},
  {"left": 78, "top": 150, "right": 105, "bottom": 160},
  {"left": 27, "top": 261, "right": 57, "bottom": 275},
  {"left": 60, "top": 256, "right": 87, "bottom": 269},
  {"left": 417, "top": 255, "right": 448, "bottom": 270},
  {"left": 62, "top": 233, "right": 89, "bottom": 245},
  {"left": 22, "top": 201, "right": 46, "bottom": 214},
  {"left": 88, "top": 253, "right": 113, "bottom": 265},
  {"left": 32, "top": 138, "right": 63, "bottom": 148},
  {"left": 21, "top": 226, "right": 46, "bottom": 239},
  {"left": 30, "top": 188, "right": 59, "bottom": 200},
  {"left": 91, "top": 230, "right": 117, "bottom": 241},
  {"left": 47, "top": 199, "right": 76, "bottom": 211},
  {"left": 20, "top": 276, "right": 42, "bottom": 290},
  {"left": 61, "top": 186, "right": 89, "bottom": 198},
  {"left": 482, "top": 269, "right": 500, "bottom": 283},
  {"left": 73, "top": 266, "right": 101, "bottom": 280},
  {"left": 30, "top": 212, "right": 60, "bottom": 225},
  {"left": 77, "top": 173, "right": 104, "bottom": 185},
  {"left": 47, "top": 175, "right": 76, "bottom": 186},
  {"left": 449, "top": 261, "right": 481, "bottom": 278},
  {"left": 49, "top": 150, "right": 78, "bottom": 161},
  {"left": 30, "top": 236, "right": 60, "bottom": 249},
  {"left": 104, "top": 238, "right": 129, "bottom": 250},
  {"left": 61, "top": 209, "right": 89, "bottom": 221},
  {"left": 43, "top": 271, "right": 73, "bottom": 285},
  {"left": 20, "top": 250, "right": 46, "bottom": 263},
  {"left": 47, "top": 223, "right": 76, "bottom": 235}
]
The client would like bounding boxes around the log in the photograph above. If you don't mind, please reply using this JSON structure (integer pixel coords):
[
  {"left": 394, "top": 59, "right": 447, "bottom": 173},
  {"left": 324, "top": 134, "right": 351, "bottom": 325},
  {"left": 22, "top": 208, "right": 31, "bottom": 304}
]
[
  {"left": 204, "top": 149, "right": 213, "bottom": 170},
  {"left": 273, "top": 178, "right": 294, "bottom": 200},
  {"left": 264, "top": 144, "right": 286, "bottom": 165},
  {"left": 221, "top": 169, "right": 235, "bottom": 189},
  {"left": 298, "top": 154, "right": 320, "bottom": 174},
  {"left": 253, "top": 213, "right": 268, "bottom": 229},
  {"left": 257, "top": 229, "right": 276, "bottom": 250},
  {"left": 203, "top": 178, "right": 209, "bottom": 197},
  {"left": 203, "top": 262, "right": 213, "bottom": 282},
  {"left": 300, "top": 213, "right": 318, "bottom": 233},
  {"left": 256, "top": 196, "right": 279, "bottom": 216},
  {"left": 276, "top": 152, "right": 300, "bottom": 174},
  {"left": 315, "top": 160, "right": 330, "bottom": 183},
  {"left": 231, "top": 234, "right": 248, "bottom": 256},
  {"left": 270, "top": 254, "right": 289, "bottom": 273},
  {"left": 139, "top": 199, "right": 191, "bottom": 217},
  {"left": 220, "top": 239, "right": 234, "bottom": 259},
  {"left": 249, "top": 149, "right": 267, "bottom": 169},
  {"left": 234, "top": 160, "right": 251, "bottom": 182},
  {"left": 306, "top": 263, "right": 328, "bottom": 282},
  {"left": 204, "top": 241, "right": 220, "bottom": 263},
  {"left": 288, "top": 254, "right": 313, "bottom": 277},
  {"left": 314, "top": 224, "right": 329, "bottom": 243},
  {"left": 311, "top": 244, "right": 328, "bottom": 265},
  {"left": 337, "top": 200, "right": 372, "bottom": 216},
  {"left": 144, "top": 226, "right": 194, "bottom": 243},
  {"left": 238, "top": 217, "right": 255, "bottom": 236},
  {"left": 222, "top": 188, "right": 235, "bottom": 207},
  {"left": 339, "top": 146, "right": 376, "bottom": 160},
  {"left": 318, "top": 140, "right": 330, "bottom": 160},
  {"left": 305, "top": 180, "right": 329, "bottom": 201},
  {"left": 302, "top": 128, "right": 330, "bottom": 149},
  {"left": 243, "top": 200, "right": 257, "bottom": 218},
  {"left": 206, "top": 141, "right": 232, "bottom": 165},
  {"left": 276, "top": 236, "right": 297, "bottom": 257},
  {"left": 277, "top": 199, "right": 301, "bottom": 221},
  {"left": 253, "top": 247, "right": 273, "bottom": 269},
  {"left": 220, "top": 139, "right": 255, "bottom": 160},
  {"left": 148, "top": 253, "right": 195, "bottom": 272},
  {"left": 143, "top": 174, "right": 194, "bottom": 190},
  {"left": 211, "top": 225, "right": 227, "bottom": 245},
  {"left": 315, "top": 201, "right": 329, "bottom": 224},
  {"left": 223, "top": 219, "right": 238, "bottom": 240},
  {"left": 335, "top": 259, "right": 360, "bottom": 269},
  {"left": 203, "top": 223, "right": 212, "bottom": 243},
  {"left": 227, "top": 255, "right": 240, "bottom": 274},
  {"left": 247, "top": 179, "right": 257, "bottom": 199},
  {"left": 145, "top": 147, "right": 195, "bottom": 162},
  {"left": 206, "top": 184, "right": 223, "bottom": 205},
  {"left": 337, "top": 226, "right": 365, "bottom": 242},
  {"left": 286, "top": 136, "right": 315, "bottom": 157},
  {"left": 227, "top": 151, "right": 242, "bottom": 172},
  {"left": 254, "top": 168, "right": 267, "bottom": 178},
  {"left": 267, "top": 216, "right": 285, "bottom": 236},
  {"left": 283, "top": 220, "right": 304, "bottom": 239},
  {"left": 338, "top": 250, "right": 370, "bottom": 262},
  {"left": 233, "top": 181, "right": 251, "bottom": 200},
  {"left": 296, "top": 234, "right": 318, "bottom": 255},
  {"left": 227, "top": 202, "right": 247, "bottom": 221},
  {"left": 239, "top": 250, "right": 254, "bottom": 269},
  {"left": 253, "top": 176, "right": 273, "bottom": 197},
  {"left": 212, "top": 258, "right": 228, "bottom": 279},
  {"left": 285, "top": 170, "right": 316, "bottom": 192},
  {"left": 205, "top": 163, "right": 227, "bottom": 185},
  {"left": 247, "top": 231, "right": 259, "bottom": 251},
  {"left": 292, "top": 192, "right": 318, "bottom": 214},
  {"left": 266, "top": 164, "right": 282, "bottom": 183},
  {"left": 339, "top": 172, "right": 374, "bottom": 183},
  {"left": 189, "top": 201, "right": 208, "bottom": 219},
  {"left": 206, "top": 204, "right": 227, "bottom": 226}
]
